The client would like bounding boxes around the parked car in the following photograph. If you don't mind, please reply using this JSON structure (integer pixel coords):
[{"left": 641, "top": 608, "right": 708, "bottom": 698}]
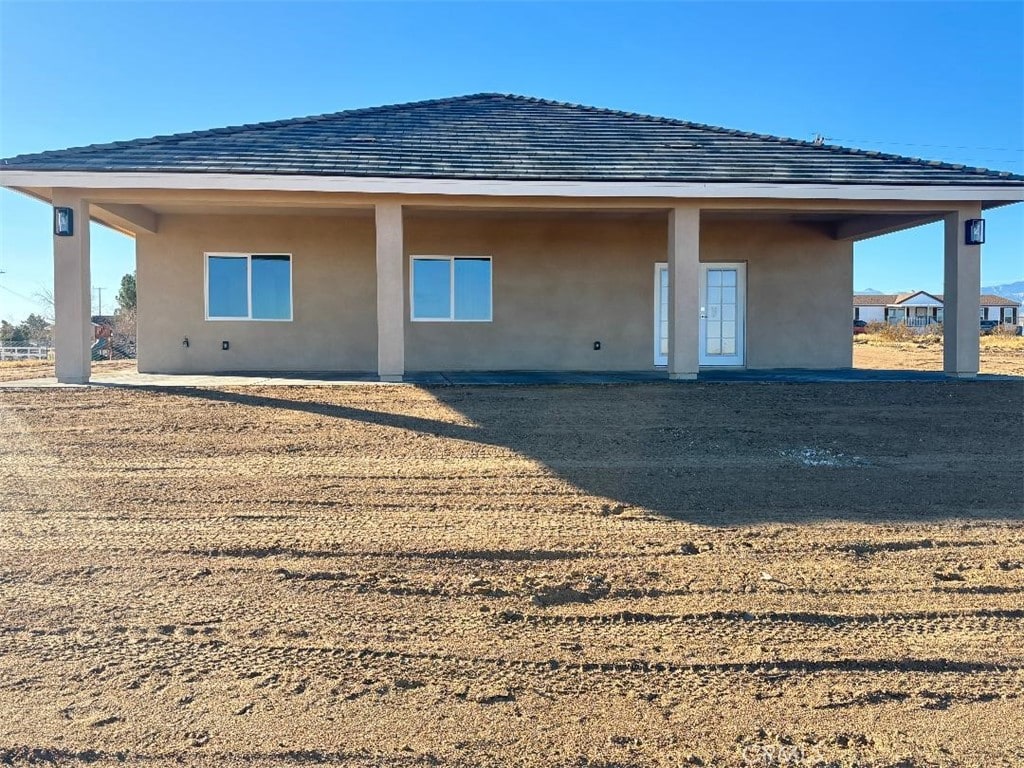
[
  {"left": 853, "top": 319, "right": 868, "bottom": 335},
  {"left": 980, "top": 319, "right": 1000, "bottom": 334}
]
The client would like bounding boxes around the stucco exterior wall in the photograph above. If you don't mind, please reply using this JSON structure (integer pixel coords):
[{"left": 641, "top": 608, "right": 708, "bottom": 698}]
[
  {"left": 403, "top": 214, "right": 660, "bottom": 371},
  {"left": 713, "top": 220, "right": 852, "bottom": 369},
  {"left": 137, "top": 213, "right": 377, "bottom": 373},
  {"left": 136, "top": 210, "right": 852, "bottom": 373}
]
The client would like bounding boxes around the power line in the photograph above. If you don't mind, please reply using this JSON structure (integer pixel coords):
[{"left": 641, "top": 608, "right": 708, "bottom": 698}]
[{"left": 0, "top": 283, "right": 39, "bottom": 304}]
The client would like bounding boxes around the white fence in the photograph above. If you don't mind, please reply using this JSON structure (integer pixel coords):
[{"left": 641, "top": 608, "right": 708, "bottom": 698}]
[{"left": 0, "top": 346, "right": 55, "bottom": 361}]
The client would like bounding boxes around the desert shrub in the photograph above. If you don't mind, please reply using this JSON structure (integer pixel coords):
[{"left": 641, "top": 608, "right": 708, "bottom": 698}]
[
  {"left": 873, "top": 323, "right": 917, "bottom": 342},
  {"left": 990, "top": 322, "right": 1020, "bottom": 337},
  {"left": 916, "top": 323, "right": 943, "bottom": 344}
]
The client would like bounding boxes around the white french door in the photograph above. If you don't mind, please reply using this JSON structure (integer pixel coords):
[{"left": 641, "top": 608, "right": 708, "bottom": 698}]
[
  {"left": 654, "top": 264, "right": 669, "bottom": 366},
  {"left": 654, "top": 262, "right": 746, "bottom": 368},
  {"left": 699, "top": 263, "right": 745, "bottom": 366}
]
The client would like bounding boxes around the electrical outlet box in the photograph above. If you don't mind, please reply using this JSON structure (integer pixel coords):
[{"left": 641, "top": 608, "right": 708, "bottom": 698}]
[
  {"left": 221, "top": 341, "right": 230, "bottom": 351},
  {"left": 593, "top": 341, "right": 601, "bottom": 351}
]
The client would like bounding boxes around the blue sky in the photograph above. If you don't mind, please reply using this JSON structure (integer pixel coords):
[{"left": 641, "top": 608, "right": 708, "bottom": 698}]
[{"left": 1, "top": 1, "right": 1022, "bottom": 321}]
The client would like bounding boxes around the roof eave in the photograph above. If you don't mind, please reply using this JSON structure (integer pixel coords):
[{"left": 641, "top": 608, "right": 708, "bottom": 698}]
[{"left": 2, "top": 169, "right": 1023, "bottom": 203}]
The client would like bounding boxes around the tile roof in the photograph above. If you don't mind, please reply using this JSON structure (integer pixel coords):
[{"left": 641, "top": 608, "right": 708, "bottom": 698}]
[
  {"left": 975, "top": 294, "right": 1019, "bottom": 307},
  {"left": 854, "top": 294, "right": 899, "bottom": 306},
  {"left": 853, "top": 293, "right": 1020, "bottom": 306},
  {"left": 3, "top": 94, "right": 1023, "bottom": 186}
]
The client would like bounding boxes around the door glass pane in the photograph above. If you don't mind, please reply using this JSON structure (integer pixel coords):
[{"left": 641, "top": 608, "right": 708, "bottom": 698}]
[
  {"left": 704, "top": 268, "right": 739, "bottom": 359},
  {"left": 251, "top": 255, "right": 291, "bottom": 319},
  {"left": 413, "top": 259, "right": 452, "bottom": 319},
  {"left": 453, "top": 258, "right": 492, "bottom": 320},
  {"left": 659, "top": 268, "right": 668, "bottom": 359},
  {"left": 207, "top": 256, "right": 248, "bottom": 318}
]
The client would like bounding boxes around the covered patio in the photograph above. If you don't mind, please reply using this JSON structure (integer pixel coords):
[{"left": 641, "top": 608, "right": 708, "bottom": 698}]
[
  {"left": 2, "top": 365, "right": 1019, "bottom": 389},
  {"left": 1, "top": 94, "right": 1021, "bottom": 384}
]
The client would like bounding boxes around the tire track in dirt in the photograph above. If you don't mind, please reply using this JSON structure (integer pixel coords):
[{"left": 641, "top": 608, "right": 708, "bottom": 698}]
[{"left": 2, "top": 382, "right": 1023, "bottom": 766}]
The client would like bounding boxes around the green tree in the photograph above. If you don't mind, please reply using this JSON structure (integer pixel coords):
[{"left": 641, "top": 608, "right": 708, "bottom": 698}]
[
  {"left": 1, "top": 320, "right": 27, "bottom": 346},
  {"left": 17, "top": 314, "right": 52, "bottom": 346},
  {"left": 117, "top": 272, "right": 137, "bottom": 312}
]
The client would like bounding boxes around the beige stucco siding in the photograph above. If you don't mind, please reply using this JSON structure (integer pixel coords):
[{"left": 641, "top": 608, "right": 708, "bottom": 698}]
[
  {"left": 405, "top": 214, "right": 852, "bottom": 371},
  {"left": 136, "top": 210, "right": 852, "bottom": 373},
  {"left": 717, "top": 221, "right": 853, "bottom": 369},
  {"left": 404, "top": 214, "right": 659, "bottom": 371},
  {"left": 137, "top": 213, "right": 377, "bottom": 373}
]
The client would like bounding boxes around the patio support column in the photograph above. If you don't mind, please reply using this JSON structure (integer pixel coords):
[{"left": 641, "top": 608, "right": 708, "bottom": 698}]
[
  {"left": 52, "top": 190, "right": 91, "bottom": 384},
  {"left": 667, "top": 206, "right": 700, "bottom": 380},
  {"left": 943, "top": 205, "right": 982, "bottom": 378},
  {"left": 375, "top": 202, "right": 405, "bottom": 382}
]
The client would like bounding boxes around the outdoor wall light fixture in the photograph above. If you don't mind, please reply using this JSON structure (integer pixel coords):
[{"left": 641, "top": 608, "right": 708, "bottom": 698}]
[
  {"left": 53, "top": 207, "right": 73, "bottom": 237},
  {"left": 965, "top": 218, "right": 985, "bottom": 245}
]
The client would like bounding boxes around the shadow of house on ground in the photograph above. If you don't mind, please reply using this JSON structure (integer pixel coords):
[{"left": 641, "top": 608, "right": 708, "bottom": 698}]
[{"left": 150, "top": 381, "right": 1024, "bottom": 526}]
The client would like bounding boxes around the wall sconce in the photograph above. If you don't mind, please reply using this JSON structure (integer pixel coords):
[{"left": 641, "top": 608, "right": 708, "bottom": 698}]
[
  {"left": 964, "top": 218, "right": 985, "bottom": 245},
  {"left": 53, "top": 207, "right": 74, "bottom": 237}
]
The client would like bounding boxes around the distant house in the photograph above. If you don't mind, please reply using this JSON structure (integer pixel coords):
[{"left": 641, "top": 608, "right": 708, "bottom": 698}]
[
  {"left": 90, "top": 314, "right": 135, "bottom": 360},
  {"left": 91, "top": 315, "right": 114, "bottom": 341},
  {"left": 854, "top": 291, "right": 1020, "bottom": 326}
]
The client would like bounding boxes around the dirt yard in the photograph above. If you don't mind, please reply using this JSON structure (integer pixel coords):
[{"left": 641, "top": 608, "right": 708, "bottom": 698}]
[
  {"left": 1, "top": 382, "right": 1023, "bottom": 767},
  {"left": 0, "top": 360, "right": 136, "bottom": 383},
  {"left": 855, "top": 334, "right": 1024, "bottom": 376}
]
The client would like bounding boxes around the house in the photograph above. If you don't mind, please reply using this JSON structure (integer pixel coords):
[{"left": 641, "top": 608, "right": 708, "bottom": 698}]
[
  {"left": 854, "top": 292, "right": 1021, "bottom": 326},
  {"left": 91, "top": 314, "right": 114, "bottom": 341},
  {"left": 1, "top": 94, "right": 1022, "bottom": 384}
]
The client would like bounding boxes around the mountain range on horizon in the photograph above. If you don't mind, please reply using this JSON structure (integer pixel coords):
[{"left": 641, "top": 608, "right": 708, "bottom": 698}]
[
  {"left": 855, "top": 280, "right": 1024, "bottom": 304},
  {"left": 982, "top": 280, "right": 1024, "bottom": 304}
]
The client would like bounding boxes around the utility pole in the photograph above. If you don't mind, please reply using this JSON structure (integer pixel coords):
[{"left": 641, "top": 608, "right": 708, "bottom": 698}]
[{"left": 93, "top": 287, "right": 106, "bottom": 316}]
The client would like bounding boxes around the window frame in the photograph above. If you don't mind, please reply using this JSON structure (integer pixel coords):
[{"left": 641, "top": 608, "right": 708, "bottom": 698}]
[
  {"left": 409, "top": 255, "right": 493, "bottom": 323},
  {"left": 204, "top": 252, "right": 293, "bottom": 322}
]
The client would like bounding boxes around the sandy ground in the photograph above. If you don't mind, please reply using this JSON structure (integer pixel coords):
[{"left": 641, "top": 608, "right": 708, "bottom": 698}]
[
  {"left": 854, "top": 336, "right": 1024, "bottom": 376},
  {"left": 1, "top": 382, "right": 1023, "bottom": 767},
  {"left": 0, "top": 360, "right": 135, "bottom": 383}
]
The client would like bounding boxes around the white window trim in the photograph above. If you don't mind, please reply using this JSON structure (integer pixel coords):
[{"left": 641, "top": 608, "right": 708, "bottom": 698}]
[
  {"left": 204, "top": 252, "right": 293, "bottom": 322},
  {"left": 409, "top": 255, "right": 493, "bottom": 322}
]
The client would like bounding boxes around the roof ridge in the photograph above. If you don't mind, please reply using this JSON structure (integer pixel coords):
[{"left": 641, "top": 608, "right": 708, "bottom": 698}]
[{"left": 2, "top": 93, "right": 1022, "bottom": 184}]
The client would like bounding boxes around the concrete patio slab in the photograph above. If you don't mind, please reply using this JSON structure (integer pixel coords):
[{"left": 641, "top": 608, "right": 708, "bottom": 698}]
[{"left": 1, "top": 368, "right": 1020, "bottom": 388}]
